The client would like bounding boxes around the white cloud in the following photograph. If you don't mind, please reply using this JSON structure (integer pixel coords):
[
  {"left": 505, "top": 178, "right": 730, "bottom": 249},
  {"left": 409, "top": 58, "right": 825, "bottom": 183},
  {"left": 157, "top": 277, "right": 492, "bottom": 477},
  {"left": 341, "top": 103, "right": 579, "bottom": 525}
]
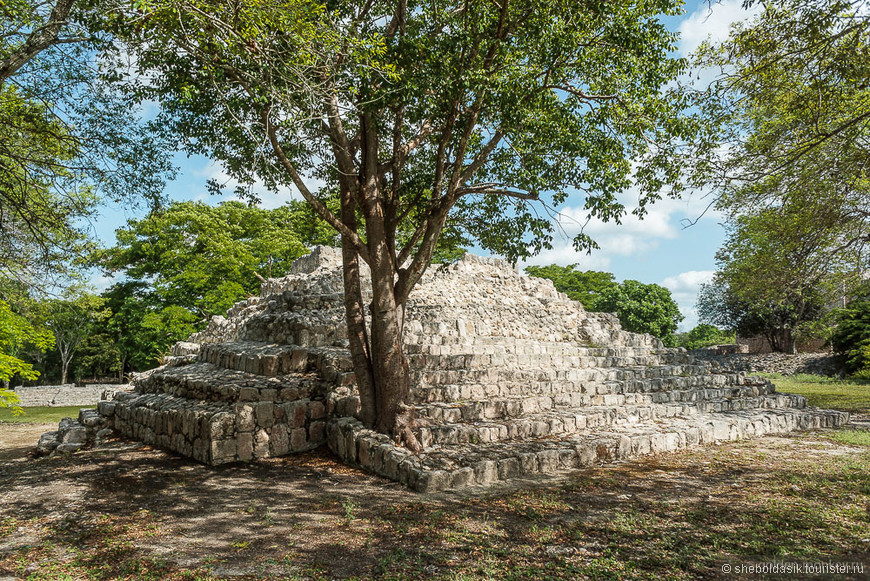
[
  {"left": 678, "top": 0, "right": 760, "bottom": 57},
  {"left": 663, "top": 269, "right": 716, "bottom": 293},
  {"left": 541, "top": 188, "right": 721, "bottom": 265},
  {"left": 663, "top": 270, "right": 716, "bottom": 331},
  {"left": 677, "top": 0, "right": 763, "bottom": 87}
]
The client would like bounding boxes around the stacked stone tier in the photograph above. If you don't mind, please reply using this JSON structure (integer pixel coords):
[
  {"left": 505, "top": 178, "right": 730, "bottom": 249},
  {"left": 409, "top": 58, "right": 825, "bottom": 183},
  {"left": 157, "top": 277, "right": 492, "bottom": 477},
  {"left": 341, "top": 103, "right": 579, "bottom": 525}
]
[
  {"left": 330, "top": 405, "right": 849, "bottom": 492},
  {"left": 98, "top": 248, "right": 851, "bottom": 492}
]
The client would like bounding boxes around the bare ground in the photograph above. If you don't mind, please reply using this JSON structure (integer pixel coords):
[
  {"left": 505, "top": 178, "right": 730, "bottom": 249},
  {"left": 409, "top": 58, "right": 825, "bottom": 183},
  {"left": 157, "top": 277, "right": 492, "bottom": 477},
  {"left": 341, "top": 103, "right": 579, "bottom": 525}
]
[{"left": 1, "top": 421, "right": 869, "bottom": 580}]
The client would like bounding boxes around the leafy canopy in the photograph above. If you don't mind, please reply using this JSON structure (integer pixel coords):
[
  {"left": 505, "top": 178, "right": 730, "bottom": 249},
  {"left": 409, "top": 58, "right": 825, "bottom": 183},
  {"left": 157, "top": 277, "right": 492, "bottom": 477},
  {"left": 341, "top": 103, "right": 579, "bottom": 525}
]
[
  {"left": 692, "top": 0, "right": 869, "bottom": 255},
  {"left": 677, "top": 324, "right": 735, "bottom": 350},
  {"left": 0, "top": 0, "right": 175, "bottom": 288},
  {"left": 100, "top": 200, "right": 326, "bottom": 320},
  {"left": 598, "top": 279, "right": 683, "bottom": 347},
  {"left": 526, "top": 264, "right": 682, "bottom": 345},
  {"left": 104, "top": 0, "right": 704, "bottom": 263},
  {"left": 698, "top": 198, "right": 860, "bottom": 352},
  {"left": 524, "top": 264, "right": 617, "bottom": 311}
]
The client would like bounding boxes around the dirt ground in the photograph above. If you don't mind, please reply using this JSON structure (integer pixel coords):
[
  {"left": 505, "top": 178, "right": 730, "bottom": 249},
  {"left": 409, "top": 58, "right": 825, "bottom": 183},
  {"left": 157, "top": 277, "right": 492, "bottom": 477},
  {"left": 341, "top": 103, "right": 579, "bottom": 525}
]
[{"left": 1, "top": 421, "right": 869, "bottom": 580}]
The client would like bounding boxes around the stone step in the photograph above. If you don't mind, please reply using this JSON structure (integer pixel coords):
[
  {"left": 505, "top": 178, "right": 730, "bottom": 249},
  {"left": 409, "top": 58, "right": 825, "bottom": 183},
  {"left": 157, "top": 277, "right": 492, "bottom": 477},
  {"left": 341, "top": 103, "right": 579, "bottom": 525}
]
[
  {"left": 403, "top": 340, "right": 695, "bottom": 363},
  {"left": 410, "top": 364, "right": 735, "bottom": 388},
  {"left": 407, "top": 352, "right": 706, "bottom": 372},
  {"left": 235, "top": 311, "right": 347, "bottom": 347},
  {"left": 414, "top": 394, "right": 808, "bottom": 446},
  {"left": 328, "top": 407, "right": 851, "bottom": 492},
  {"left": 138, "top": 361, "right": 332, "bottom": 403},
  {"left": 414, "top": 385, "right": 788, "bottom": 423},
  {"left": 410, "top": 373, "right": 757, "bottom": 403},
  {"left": 103, "top": 390, "right": 327, "bottom": 465},
  {"left": 196, "top": 341, "right": 353, "bottom": 379}
]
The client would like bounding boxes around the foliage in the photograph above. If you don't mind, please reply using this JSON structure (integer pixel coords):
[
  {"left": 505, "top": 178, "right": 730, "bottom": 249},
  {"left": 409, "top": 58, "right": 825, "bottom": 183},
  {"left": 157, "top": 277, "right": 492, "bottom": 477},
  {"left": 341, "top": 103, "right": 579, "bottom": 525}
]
[
  {"left": 74, "top": 332, "right": 122, "bottom": 380},
  {"left": 525, "top": 265, "right": 683, "bottom": 345},
  {"left": 100, "top": 200, "right": 324, "bottom": 322},
  {"left": 0, "top": 0, "right": 175, "bottom": 289},
  {"left": 524, "top": 265, "right": 616, "bottom": 310},
  {"left": 676, "top": 324, "right": 735, "bottom": 350},
  {"left": 831, "top": 295, "right": 870, "bottom": 374},
  {"left": 42, "top": 290, "right": 111, "bottom": 385},
  {"left": 0, "top": 299, "right": 53, "bottom": 408},
  {"left": 598, "top": 280, "right": 683, "bottom": 346},
  {"left": 698, "top": 199, "right": 858, "bottom": 353},
  {"left": 692, "top": 0, "right": 870, "bottom": 262}
]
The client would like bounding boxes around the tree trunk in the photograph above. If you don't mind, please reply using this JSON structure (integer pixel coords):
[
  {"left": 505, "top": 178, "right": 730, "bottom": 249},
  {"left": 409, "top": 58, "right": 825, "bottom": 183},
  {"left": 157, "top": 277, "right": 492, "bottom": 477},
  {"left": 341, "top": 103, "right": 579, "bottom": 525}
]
[
  {"left": 61, "top": 361, "right": 68, "bottom": 385},
  {"left": 784, "top": 328, "right": 797, "bottom": 355},
  {"left": 367, "top": 250, "right": 420, "bottom": 452},
  {"left": 342, "top": 242, "right": 377, "bottom": 428}
]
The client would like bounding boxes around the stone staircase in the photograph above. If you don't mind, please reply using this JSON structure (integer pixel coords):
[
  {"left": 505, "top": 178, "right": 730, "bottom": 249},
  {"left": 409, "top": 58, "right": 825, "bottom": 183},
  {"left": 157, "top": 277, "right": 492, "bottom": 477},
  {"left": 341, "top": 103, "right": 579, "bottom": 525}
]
[{"left": 89, "top": 246, "right": 848, "bottom": 492}]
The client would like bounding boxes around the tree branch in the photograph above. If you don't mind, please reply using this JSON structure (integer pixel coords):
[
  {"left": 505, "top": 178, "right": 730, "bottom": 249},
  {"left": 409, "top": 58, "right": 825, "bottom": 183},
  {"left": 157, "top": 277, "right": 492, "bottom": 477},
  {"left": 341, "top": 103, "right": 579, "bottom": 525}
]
[{"left": 0, "top": 0, "right": 77, "bottom": 82}]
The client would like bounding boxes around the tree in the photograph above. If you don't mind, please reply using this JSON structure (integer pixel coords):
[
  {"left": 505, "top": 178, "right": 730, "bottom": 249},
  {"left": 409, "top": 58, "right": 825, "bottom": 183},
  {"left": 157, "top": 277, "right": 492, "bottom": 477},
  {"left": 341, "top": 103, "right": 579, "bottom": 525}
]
[
  {"left": 42, "top": 290, "right": 110, "bottom": 385},
  {"left": 0, "top": 299, "right": 54, "bottom": 406},
  {"left": 698, "top": 198, "right": 860, "bottom": 353},
  {"left": 598, "top": 280, "right": 683, "bottom": 347},
  {"left": 100, "top": 200, "right": 329, "bottom": 322},
  {"left": 677, "top": 324, "right": 735, "bottom": 350},
  {"left": 524, "top": 265, "right": 617, "bottom": 311},
  {"left": 831, "top": 292, "right": 870, "bottom": 374},
  {"left": 105, "top": 0, "right": 708, "bottom": 447},
  {"left": 692, "top": 0, "right": 870, "bottom": 253},
  {"left": 74, "top": 332, "right": 122, "bottom": 381},
  {"left": 0, "top": 0, "right": 174, "bottom": 288}
]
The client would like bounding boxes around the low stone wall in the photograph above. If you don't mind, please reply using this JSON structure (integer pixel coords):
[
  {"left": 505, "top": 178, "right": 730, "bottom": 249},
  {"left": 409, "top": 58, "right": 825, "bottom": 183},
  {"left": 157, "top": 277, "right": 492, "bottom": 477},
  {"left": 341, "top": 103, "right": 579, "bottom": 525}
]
[
  {"left": 13, "top": 384, "right": 131, "bottom": 407},
  {"left": 691, "top": 352, "right": 839, "bottom": 377}
]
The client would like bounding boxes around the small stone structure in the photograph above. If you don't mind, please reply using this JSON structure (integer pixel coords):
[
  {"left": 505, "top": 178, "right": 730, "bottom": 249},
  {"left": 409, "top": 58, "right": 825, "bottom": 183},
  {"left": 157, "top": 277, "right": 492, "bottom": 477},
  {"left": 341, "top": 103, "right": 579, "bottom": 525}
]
[
  {"left": 46, "top": 247, "right": 850, "bottom": 491},
  {"left": 14, "top": 384, "right": 131, "bottom": 407}
]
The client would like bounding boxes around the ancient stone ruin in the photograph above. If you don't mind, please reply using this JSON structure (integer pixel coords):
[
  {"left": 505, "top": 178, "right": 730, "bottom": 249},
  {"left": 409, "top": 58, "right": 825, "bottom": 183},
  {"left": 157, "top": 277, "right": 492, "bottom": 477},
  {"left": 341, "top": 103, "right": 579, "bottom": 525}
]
[{"left": 48, "top": 247, "right": 850, "bottom": 491}]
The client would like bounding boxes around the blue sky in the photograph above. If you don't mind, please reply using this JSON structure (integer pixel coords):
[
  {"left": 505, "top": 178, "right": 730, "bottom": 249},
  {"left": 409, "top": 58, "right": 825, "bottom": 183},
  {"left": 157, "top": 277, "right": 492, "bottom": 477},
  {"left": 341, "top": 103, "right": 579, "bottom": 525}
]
[{"left": 88, "top": 0, "right": 759, "bottom": 331}]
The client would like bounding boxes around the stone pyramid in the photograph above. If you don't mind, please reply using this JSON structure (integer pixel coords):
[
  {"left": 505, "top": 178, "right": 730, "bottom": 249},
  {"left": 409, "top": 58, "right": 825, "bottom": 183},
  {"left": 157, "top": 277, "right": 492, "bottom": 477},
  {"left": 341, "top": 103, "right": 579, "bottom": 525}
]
[{"left": 98, "top": 247, "right": 849, "bottom": 492}]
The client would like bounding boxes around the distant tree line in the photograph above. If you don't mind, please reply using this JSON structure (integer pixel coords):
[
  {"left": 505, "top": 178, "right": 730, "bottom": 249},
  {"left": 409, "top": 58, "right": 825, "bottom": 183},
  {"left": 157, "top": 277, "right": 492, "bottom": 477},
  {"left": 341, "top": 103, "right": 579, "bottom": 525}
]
[
  {"left": 0, "top": 200, "right": 333, "bottom": 388},
  {"left": 524, "top": 264, "right": 687, "bottom": 347}
]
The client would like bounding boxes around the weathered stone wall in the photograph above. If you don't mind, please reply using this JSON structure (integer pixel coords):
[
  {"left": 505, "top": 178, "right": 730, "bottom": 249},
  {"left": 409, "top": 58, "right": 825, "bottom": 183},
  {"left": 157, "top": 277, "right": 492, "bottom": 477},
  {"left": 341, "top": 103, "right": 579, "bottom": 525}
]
[
  {"left": 693, "top": 351, "right": 840, "bottom": 377},
  {"left": 13, "top": 384, "right": 130, "bottom": 407}
]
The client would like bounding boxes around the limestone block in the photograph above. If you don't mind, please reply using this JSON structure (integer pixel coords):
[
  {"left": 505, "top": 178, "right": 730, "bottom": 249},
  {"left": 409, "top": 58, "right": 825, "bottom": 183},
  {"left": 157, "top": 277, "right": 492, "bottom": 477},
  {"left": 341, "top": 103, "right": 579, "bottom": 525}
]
[
  {"left": 448, "top": 467, "right": 475, "bottom": 490},
  {"left": 209, "top": 412, "right": 236, "bottom": 439},
  {"left": 343, "top": 430, "right": 358, "bottom": 463},
  {"left": 497, "top": 457, "right": 520, "bottom": 480},
  {"left": 290, "top": 427, "right": 308, "bottom": 452},
  {"left": 255, "top": 402, "right": 275, "bottom": 428},
  {"left": 416, "top": 470, "right": 449, "bottom": 493},
  {"left": 253, "top": 429, "right": 270, "bottom": 458},
  {"left": 519, "top": 452, "right": 537, "bottom": 474},
  {"left": 62, "top": 425, "right": 88, "bottom": 445},
  {"left": 537, "top": 449, "right": 560, "bottom": 473},
  {"left": 210, "top": 439, "right": 238, "bottom": 464},
  {"left": 237, "top": 432, "right": 254, "bottom": 462},
  {"left": 235, "top": 404, "right": 255, "bottom": 431},
  {"left": 270, "top": 427, "right": 290, "bottom": 456},
  {"left": 357, "top": 436, "right": 372, "bottom": 466},
  {"left": 308, "top": 400, "right": 326, "bottom": 420},
  {"left": 56, "top": 442, "right": 83, "bottom": 455},
  {"left": 308, "top": 421, "right": 326, "bottom": 444},
  {"left": 239, "top": 387, "right": 259, "bottom": 402}
]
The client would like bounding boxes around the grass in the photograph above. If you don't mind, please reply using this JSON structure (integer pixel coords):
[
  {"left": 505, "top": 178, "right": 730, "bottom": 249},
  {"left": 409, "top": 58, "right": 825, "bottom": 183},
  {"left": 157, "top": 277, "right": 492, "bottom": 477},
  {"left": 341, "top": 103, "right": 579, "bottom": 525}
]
[
  {"left": 2, "top": 435, "right": 869, "bottom": 579},
  {"left": 758, "top": 373, "right": 870, "bottom": 414},
  {"left": 0, "top": 405, "right": 89, "bottom": 424}
]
